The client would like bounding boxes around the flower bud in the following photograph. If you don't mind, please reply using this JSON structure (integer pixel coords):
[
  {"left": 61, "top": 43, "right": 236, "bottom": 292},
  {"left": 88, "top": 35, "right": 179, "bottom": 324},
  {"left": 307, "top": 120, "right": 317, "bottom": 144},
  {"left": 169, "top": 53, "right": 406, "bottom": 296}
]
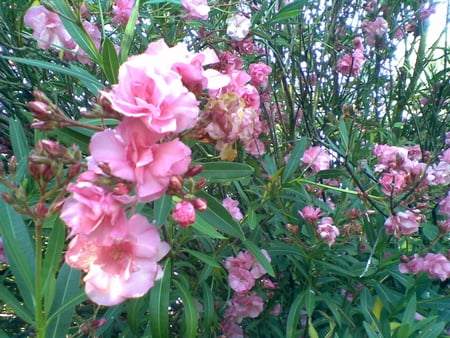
[
  {"left": 28, "top": 101, "right": 52, "bottom": 121},
  {"left": 192, "top": 198, "right": 207, "bottom": 211},
  {"left": 34, "top": 202, "right": 48, "bottom": 220},
  {"left": 186, "top": 164, "right": 204, "bottom": 177},
  {"left": 40, "top": 140, "right": 64, "bottom": 157},
  {"left": 172, "top": 200, "right": 196, "bottom": 228},
  {"left": 8, "top": 156, "right": 17, "bottom": 176},
  {"left": 195, "top": 178, "right": 207, "bottom": 190},
  {"left": 168, "top": 175, "right": 184, "bottom": 192},
  {"left": 68, "top": 163, "right": 82, "bottom": 178},
  {"left": 2, "top": 192, "right": 15, "bottom": 204}
]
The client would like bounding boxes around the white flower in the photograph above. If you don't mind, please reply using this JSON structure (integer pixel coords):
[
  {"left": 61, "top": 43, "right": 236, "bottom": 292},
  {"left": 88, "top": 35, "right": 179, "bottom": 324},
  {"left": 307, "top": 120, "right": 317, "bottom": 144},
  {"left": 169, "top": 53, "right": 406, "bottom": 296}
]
[{"left": 226, "top": 13, "right": 251, "bottom": 41}]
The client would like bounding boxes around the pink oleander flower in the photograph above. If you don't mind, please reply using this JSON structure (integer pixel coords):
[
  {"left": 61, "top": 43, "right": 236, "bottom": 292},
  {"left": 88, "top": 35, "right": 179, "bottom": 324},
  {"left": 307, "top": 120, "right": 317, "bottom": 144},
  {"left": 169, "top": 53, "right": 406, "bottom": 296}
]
[
  {"left": 89, "top": 118, "right": 192, "bottom": 203},
  {"left": 426, "top": 162, "right": 450, "bottom": 186},
  {"left": 399, "top": 254, "right": 424, "bottom": 275},
  {"left": 439, "top": 219, "right": 450, "bottom": 233},
  {"left": 222, "top": 196, "right": 243, "bottom": 221},
  {"left": 384, "top": 210, "right": 420, "bottom": 238},
  {"left": 65, "top": 214, "right": 170, "bottom": 306},
  {"left": 226, "top": 13, "right": 251, "bottom": 41},
  {"left": 440, "top": 149, "right": 450, "bottom": 164},
  {"left": 301, "top": 146, "right": 330, "bottom": 173},
  {"left": 373, "top": 144, "right": 409, "bottom": 172},
  {"left": 362, "top": 17, "right": 389, "bottom": 47},
  {"left": 172, "top": 200, "right": 196, "bottom": 227},
  {"left": 181, "top": 0, "right": 210, "bottom": 20},
  {"left": 0, "top": 237, "right": 7, "bottom": 263},
  {"left": 112, "top": 0, "right": 135, "bottom": 26},
  {"left": 60, "top": 172, "right": 129, "bottom": 245},
  {"left": 439, "top": 193, "right": 450, "bottom": 216},
  {"left": 73, "top": 21, "right": 101, "bottom": 64},
  {"left": 24, "top": 5, "right": 74, "bottom": 50},
  {"left": 101, "top": 51, "right": 199, "bottom": 135},
  {"left": 379, "top": 172, "right": 407, "bottom": 196},
  {"left": 224, "top": 292, "right": 264, "bottom": 324},
  {"left": 298, "top": 206, "right": 323, "bottom": 223},
  {"left": 317, "top": 217, "right": 339, "bottom": 246},
  {"left": 336, "top": 49, "right": 365, "bottom": 76},
  {"left": 220, "top": 321, "right": 244, "bottom": 338},
  {"left": 423, "top": 253, "right": 450, "bottom": 281},
  {"left": 248, "top": 62, "right": 272, "bottom": 87}
]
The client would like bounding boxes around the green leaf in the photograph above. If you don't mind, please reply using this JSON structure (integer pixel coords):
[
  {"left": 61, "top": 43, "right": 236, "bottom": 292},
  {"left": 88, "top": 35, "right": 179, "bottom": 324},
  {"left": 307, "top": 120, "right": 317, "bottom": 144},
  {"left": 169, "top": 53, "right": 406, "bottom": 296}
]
[
  {"left": 282, "top": 137, "right": 307, "bottom": 182},
  {"left": 0, "top": 283, "right": 33, "bottom": 324},
  {"left": 339, "top": 119, "right": 349, "bottom": 153},
  {"left": 183, "top": 248, "right": 221, "bottom": 268},
  {"left": 243, "top": 240, "right": 274, "bottom": 277},
  {"left": 191, "top": 217, "right": 226, "bottom": 239},
  {"left": 416, "top": 321, "right": 446, "bottom": 338},
  {"left": 154, "top": 194, "right": 172, "bottom": 227},
  {"left": 119, "top": 0, "right": 140, "bottom": 63},
  {"left": 144, "top": 0, "right": 181, "bottom": 4},
  {"left": 196, "top": 191, "right": 245, "bottom": 240},
  {"left": 2, "top": 57, "right": 104, "bottom": 95},
  {"left": 101, "top": 38, "right": 120, "bottom": 84},
  {"left": 173, "top": 279, "right": 198, "bottom": 338},
  {"left": 200, "top": 282, "right": 215, "bottom": 330},
  {"left": 196, "top": 162, "right": 254, "bottom": 182},
  {"left": 305, "top": 287, "right": 315, "bottom": 317},
  {"left": 9, "top": 118, "right": 28, "bottom": 164},
  {"left": 50, "top": 0, "right": 101, "bottom": 63},
  {"left": 402, "top": 294, "right": 416, "bottom": 324},
  {"left": 286, "top": 291, "right": 305, "bottom": 338},
  {"left": 149, "top": 259, "right": 171, "bottom": 338},
  {"left": 127, "top": 296, "right": 147, "bottom": 335},
  {"left": 363, "top": 321, "right": 381, "bottom": 338},
  {"left": 46, "top": 264, "right": 86, "bottom": 337},
  {"left": 0, "top": 186, "right": 35, "bottom": 314},
  {"left": 267, "top": 1, "right": 303, "bottom": 24}
]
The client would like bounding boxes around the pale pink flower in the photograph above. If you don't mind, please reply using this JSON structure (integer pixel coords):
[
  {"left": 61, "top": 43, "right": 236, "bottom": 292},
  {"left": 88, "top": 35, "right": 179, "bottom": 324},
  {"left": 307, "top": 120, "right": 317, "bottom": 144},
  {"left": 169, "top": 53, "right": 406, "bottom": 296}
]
[
  {"left": 24, "top": 5, "right": 74, "bottom": 50},
  {"left": 298, "top": 206, "right": 323, "bottom": 223},
  {"left": 373, "top": 144, "right": 409, "bottom": 172},
  {"left": 336, "top": 49, "right": 365, "bottom": 76},
  {"left": 384, "top": 210, "right": 420, "bottom": 238},
  {"left": 89, "top": 119, "right": 192, "bottom": 203},
  {"left": 229, "top": 268, "right": 256, "bottom": 294},
  {"left": 73, "top": 21, "right": 101, "bottom": 64},
  {"left": 379, "top": 172, "right": 407, "bottom": 196},
  {"left": 438, "top": 219, "right": 450, "bottom": 233},
  {"left": 0, "top": 237, "right": 7, "bottom": 263},
  {"left": 317, "top": 217, "right": 339, "bottom": 246},
  {"left": 439, "top": 193, "right": 450, "bottom": 216},
  {"left": 226, "top": 13, "right": 251, "bottom": 41},
  {"left": 224, "top": 292, "right": 264, "bottom": 324},
  {"left": 181, "top": 0, "right": 210, "bottom": 20},
  {"left": 66, "top": 214, "right": 170, "bottom": 306},
  {"left": 248, "top": 62, "right": 272, "bottom": 87},
  {"left": 399, "top": 254, "right": 424, "bottom": 275},
  {"left": 426, "top": 162, "right": 450, "bottom": 186},
  {"left": 60, "top": 172, "right": 129, "bottom": 245},
  {"left": 301, "top": 146, "right": 330, "bottom": 173},
  {"left": 222, "top": 196, "right": 243, "bottom": 221},
  {"left": 440, "top": 149, "right": 450, "bottom": 164},
  {"left": 172, "top": 200, "right": 196, "bottom": 227},
  {"left": 270, "top": 303, "right": 281, "bottom": 316},
  {"left": 112, "top": 0, "right": 135, "bottom": 26},
  {"left": 423, "top": 253, "right": 450, "bottom": 281},
  {"left": 362, "top": 17, "right": 389, "bottom": 47},
  {"left": 220, "top": 321, "right": 244, "bottom": 338},
  {"left": 102, "top": 52, "right": 199, "bottom": 135}
]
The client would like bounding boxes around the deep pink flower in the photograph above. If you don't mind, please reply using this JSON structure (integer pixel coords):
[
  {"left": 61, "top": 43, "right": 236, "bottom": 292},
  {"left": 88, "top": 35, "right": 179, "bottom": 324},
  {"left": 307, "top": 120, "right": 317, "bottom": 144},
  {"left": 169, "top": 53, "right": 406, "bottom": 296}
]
[
  {"left": 336, "top": 49, "right": 365, "bottom": 76},
  {"left": 317, "top": 217, "right": 339, "bottom": 246},
  {"left": 298, "top": 206, "right": 323, "bottom": 223},
  {"left": 384, "top": 210, "right": 420, "bottom": 238},
  {"left": 301, "top": 146, "right": 330, "bottom": 173},
  {"left": 222, "top": 196, "right": 243, "bottom": 221},
  {"left": 248, "top": 62, "right": 272, "bottom": 87},
  {"left": 24, "top": 5, "right": 74, "bottom": 50},
  {"left": 112, "top": 0, "right": 135, "bottom": 26},
  {"left": 181, "top": 0, "right": 210, "bottom": 20},
  {"left": 65, "top": 214, "right": 170, "bottom": 306},
  {"left": 60, "top": 172, "right": 129, "bottom": 245},
  {"left": 89, "top": 118, "right": 192, "bottom": 203},
  {"left": 172, "top": 200, "right": 196, "bottom": 227},
  {"left": 379, "top": 172, "right": 407, "bottom": 196}
]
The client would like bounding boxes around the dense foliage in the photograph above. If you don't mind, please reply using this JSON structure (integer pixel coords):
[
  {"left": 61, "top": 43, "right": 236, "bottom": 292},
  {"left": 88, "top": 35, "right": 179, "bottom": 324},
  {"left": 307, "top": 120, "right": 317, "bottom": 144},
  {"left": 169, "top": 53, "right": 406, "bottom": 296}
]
[{"left": 0, "top": 0, "right": 449, "bottom": 337}]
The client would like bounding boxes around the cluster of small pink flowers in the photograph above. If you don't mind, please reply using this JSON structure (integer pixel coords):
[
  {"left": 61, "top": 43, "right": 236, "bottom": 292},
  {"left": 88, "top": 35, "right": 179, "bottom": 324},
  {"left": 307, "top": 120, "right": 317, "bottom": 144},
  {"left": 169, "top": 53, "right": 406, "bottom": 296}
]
[
  {"left": 24, "top": 5, "right": 101, "bottom": 64},
  {"left": 198, "top": 51, "right": 270, "bottom": 160},
  {"left": 399, "top": 253, "right": 450, "bottom": 281},
  {"left": 384, "top": 210, "right": 420, "bottom": 238},
  {"left": 181, "top": 0, "right": 210, "bottom": 21},
  {"left": 222, "top": 196, "right": 244, "bottom": 221},
  {"left": 373, "top": 144, "right": 428, "bottom": 196},
  {"left": 317, "top": 216, "right": 340, "bottom": 246},
  {"left": 112, "top": 0, "right": 135, "bottom": 26},
  {"left": 336, "top": 37, "right": 366, "bottom": 76},
  {"left": 301, "top": 145, "right": 331, "bottom": 173},
  {"left": 362, "top": 17, "right": 389, "bottom": 47},
  {"left": 59, "top": 39, "right": 224, "bottom": 305},
  {"left": 221, "top": 250, "right": 272, "bottom": 336}
]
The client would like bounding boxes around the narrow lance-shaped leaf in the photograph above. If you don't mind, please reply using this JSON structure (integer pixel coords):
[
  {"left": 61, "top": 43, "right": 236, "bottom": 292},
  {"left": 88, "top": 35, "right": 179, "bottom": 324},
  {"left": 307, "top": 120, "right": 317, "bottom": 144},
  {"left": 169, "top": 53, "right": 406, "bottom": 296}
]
[
  {"left": 149, "top": 259, "right": 171, "bottom": 338},
  {"left": 173, "top": 278, "right": 198, "bottom": 338}
]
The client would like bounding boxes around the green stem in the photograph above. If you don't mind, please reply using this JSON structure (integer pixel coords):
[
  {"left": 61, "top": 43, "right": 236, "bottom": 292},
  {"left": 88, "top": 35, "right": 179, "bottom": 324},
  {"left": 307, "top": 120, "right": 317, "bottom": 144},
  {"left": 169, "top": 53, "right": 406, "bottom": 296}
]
[{"left": 35, "top": 219, "right": 45, "bottom": 338}]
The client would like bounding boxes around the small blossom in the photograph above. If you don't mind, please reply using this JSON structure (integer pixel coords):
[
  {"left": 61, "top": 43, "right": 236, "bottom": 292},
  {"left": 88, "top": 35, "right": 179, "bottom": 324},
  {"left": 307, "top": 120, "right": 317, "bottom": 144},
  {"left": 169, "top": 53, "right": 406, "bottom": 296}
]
[
  {"left": 317, "top": 217, "right": 339, "bottom": 246},
  {"left": 298, "top": 206, "right": 323, "bottom": 223},
  {"left": 384, "top": 210, "right": 420, "bottom": 238},
  {"left": 336, "top": 49, "right": 365, "bottom": 76},
  {"left": 301, "top": 146, "right": 330, "bottom": 173},
  {"left": 112, "top": 0, "right": 135, "bottom": 26},
  {"left": 181, "top": 0, "right": 210, "bottom": 20},
  {"left": 172, "top": 200, "right": 196, "bottom": 228},
  {"left": 222, "top": 196, "right": 243, "bottom": 221},
  {"left": 362, "top": 17, "right": 389, "bottom": 47},
  {"left": 248, "top": 62, "right": 272, "bottom": 87},
  {"left": 226, "top": 13, "right": 251, "bottom": 41}
]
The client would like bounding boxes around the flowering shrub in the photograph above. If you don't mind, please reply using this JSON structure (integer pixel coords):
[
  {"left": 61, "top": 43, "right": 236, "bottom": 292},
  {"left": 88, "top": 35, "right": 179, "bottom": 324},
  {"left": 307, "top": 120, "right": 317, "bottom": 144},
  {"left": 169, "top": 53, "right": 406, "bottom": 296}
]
[{"left": 0, "top": 0, "right": 449, "bottom": 337}]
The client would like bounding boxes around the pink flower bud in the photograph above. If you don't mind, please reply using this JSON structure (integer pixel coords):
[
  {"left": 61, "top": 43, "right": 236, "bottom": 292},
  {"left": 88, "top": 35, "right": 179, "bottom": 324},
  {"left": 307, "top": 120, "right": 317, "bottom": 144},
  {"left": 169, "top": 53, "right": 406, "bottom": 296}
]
[
  {"left": 192, "top": 198, "right": 207, "bottom": 211},
  {"left": 168, "top": 175, "right": 184, "bottom": 192},
  {"left": 186, "top": 165, "right": 204, "bottom": 177},
  {"left": 172, "top": 200, "right": 196, "bottom": 228},
  {"left": 35, "top": 202, "right": 49, "bottom": 219}
]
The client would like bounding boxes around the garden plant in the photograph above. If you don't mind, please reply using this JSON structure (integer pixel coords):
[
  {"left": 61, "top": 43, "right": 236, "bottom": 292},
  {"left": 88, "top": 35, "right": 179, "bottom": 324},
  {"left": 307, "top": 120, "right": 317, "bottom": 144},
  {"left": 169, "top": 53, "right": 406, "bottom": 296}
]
[{"left": 0, "top": 0, "right": 449, "bottom": 337}]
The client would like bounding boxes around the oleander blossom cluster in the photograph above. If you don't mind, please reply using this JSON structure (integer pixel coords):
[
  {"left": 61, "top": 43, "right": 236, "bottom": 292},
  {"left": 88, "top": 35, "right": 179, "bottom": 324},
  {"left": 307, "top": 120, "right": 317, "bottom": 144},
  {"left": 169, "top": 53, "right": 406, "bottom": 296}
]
[
  {"left": 60, "top": 39, "right": 227, "bottom": 305},
  {"left": 399, "top": 253, "right": 450, "bottom": 281},
  {"left": 336, "top": 37, "right": 366, "bottom": 76},
  {"left": 24, "top": 5, "right": 101, "bottom": 64},
  {"left": 221, "top": 250, "right": 274, "bottom": 337}
]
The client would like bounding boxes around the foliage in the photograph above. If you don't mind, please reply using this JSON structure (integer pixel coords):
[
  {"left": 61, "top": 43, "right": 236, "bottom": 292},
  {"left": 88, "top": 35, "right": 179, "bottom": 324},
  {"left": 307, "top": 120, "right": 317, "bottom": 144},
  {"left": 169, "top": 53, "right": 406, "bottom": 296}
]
[{"left": 0, "top": 0, "right": 449, "bottom": 337}]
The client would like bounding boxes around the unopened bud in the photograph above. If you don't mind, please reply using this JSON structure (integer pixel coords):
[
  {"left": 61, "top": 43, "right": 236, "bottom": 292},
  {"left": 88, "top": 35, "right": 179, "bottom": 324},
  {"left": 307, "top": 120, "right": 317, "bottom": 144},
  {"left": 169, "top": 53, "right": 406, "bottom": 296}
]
[
  {"left": 91, "top": 318, "right": 107, "bottom": 328},
  {"left": 31, "top": 120, "right": 59, "bottom": 130},
  {"left": 168, "top": 175, "right": 184, "bottom": 191},
  {"left": 68, "top": 163, "right": 82, "bottom": 178},
  {"left": 195, "top": 178, "right": 207, "bottom": 190},
  {"left": 32, "top": 90, "right": 49, "bottom": 103},
  {"left": 40, "top": 140, "right": 64, "bottom": 157},
  {"left": 29, "top": 101, "right": 52, "bottom": 120},
  {"left": 34, "top": 202, "right": 49, "bottom": 220},
  {"left": 2, "top": 192, "right": 15, "bottom": 204},
  {"left": 192, "top": 198, "right": 207, "bottom": 211},
  {"left": 8, "top": 156, "right": 17, "bottom": 176},
  {"left": 185, "top": 165, "right": 204, "bottom": 177},
  {"left": 97, "top": 162, "right": 112, "bottom": 176}
]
